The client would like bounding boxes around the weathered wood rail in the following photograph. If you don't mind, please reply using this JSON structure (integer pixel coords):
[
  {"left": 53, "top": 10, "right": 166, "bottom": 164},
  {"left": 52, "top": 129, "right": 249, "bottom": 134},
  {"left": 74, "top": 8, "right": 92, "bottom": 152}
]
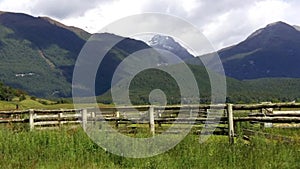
[{"left": 0, "top": 102, "right": 299, "bottom": 143}]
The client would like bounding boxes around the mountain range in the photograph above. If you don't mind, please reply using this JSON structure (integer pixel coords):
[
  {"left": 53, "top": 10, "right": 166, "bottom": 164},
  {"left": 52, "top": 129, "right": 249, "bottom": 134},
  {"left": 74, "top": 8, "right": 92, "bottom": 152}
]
[
  {"left": 1, "top": 11, "right": 300, "bottom": 103},
  {"left": 197, "top": 21, "right": 300, "bottom": 80}
]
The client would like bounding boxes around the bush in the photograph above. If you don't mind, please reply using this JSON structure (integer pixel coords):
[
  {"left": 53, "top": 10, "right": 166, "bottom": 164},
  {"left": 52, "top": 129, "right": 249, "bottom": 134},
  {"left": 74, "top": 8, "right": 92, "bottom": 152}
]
[
  {"left": 30, "top": 96, "right": 37, "bottom": 100},
  {"left": 19, "top": 95, "right": 26, "bottom": 101}
]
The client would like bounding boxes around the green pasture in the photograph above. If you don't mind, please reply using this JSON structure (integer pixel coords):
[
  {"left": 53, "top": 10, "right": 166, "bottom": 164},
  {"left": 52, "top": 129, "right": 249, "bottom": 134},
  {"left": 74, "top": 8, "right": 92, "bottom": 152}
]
[{"left": 0, "top": 125, "right": 299, "bottom": 169}]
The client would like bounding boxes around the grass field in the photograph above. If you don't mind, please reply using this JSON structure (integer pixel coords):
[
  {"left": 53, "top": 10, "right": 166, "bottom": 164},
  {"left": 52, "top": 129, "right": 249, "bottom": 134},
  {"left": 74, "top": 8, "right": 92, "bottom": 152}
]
[
  {"left": 0, "top": 99, "right": 299, "bottom": 168},
  {"left": 0, "top": 97, "right": 113, "bottom": 110},
  {"left": 0, "top": 125, "right": 299, "bottom": 169},
  {"left": 0, "top": 98, "right": 73, "bottom": 110},
  {"left": 0, "top": 96, "right": 120, "bottom": 111}
]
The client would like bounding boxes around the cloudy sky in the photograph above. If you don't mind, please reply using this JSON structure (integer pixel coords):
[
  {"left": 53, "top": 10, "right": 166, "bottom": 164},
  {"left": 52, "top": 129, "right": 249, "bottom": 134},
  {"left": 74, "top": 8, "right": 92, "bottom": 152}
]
[{"left": 0, "top": 0, "right": 299, "bottom": 52}]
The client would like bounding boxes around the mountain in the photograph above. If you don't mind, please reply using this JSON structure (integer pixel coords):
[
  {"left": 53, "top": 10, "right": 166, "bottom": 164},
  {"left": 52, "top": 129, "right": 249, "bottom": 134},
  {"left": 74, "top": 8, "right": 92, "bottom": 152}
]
[
  {"left": 93, "top": 33, "right": 153, "bottom": 95},
  {"left": 0, "top": 11, "right": 152, "bottom": 97},
  {"left": 40, "top": 16, "right": 91, "bottom": 40},
  {"left": 195, "top": 21, "right": 300, "bottom": 80},
  {"left": 149, "top": 35, "right": 194, "bottom": 60},
  {"left": 294, "top": 25, "right": 300, "bottom": 31},
  {"left": 0, "top": 11, "right": 86, "bottom": 97}
]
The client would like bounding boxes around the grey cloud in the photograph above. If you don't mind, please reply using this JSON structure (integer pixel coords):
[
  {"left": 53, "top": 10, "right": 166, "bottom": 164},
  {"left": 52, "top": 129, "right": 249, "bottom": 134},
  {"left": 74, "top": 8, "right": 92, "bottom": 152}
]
[
  {"left": 22, "top": 0, "right": 300, "bottom": 52},
  {"left": 188, "top": 0, "right": 260, "bottom": 25},
  {"left": 141, "top": 0, "right": 191, "bottom": 18},
  {"left": 141, "top": 0, "right": 263, "bottom": 26},
  {"left": 139, "top": 0, "right": 267, "bottom": 51},
  {"left": 30, "top": 0, "right": 106, "bottom": 19}
]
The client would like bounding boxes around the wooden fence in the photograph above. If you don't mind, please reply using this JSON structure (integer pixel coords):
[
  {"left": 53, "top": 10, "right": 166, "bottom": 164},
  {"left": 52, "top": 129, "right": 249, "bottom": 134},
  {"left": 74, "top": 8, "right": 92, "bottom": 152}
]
[
  {"left": 0, "top": 103, "right": 300, "bottom": 143},
  {"left": 0, "top": 109, "right": 81, "bottom": 130}
]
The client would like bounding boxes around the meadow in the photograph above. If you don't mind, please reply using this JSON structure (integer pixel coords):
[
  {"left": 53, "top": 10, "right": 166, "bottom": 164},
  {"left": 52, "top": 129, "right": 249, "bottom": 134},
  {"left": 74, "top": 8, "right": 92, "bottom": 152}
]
[
  {"left": 0, "top": 98, "right": 299, "bottom": 169},
  {"left": 0, "top": 125, "right": 299, "bottom": 169}
]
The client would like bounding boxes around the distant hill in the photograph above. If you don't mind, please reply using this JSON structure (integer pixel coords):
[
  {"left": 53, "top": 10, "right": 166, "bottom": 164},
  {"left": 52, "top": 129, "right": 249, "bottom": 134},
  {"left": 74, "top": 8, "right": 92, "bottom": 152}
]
[
  {"left": 193, "top": 21, "right": 300, "bottom": 80},
  {"left": 99, "top": 63, "right": 300, "bottom": 105}
]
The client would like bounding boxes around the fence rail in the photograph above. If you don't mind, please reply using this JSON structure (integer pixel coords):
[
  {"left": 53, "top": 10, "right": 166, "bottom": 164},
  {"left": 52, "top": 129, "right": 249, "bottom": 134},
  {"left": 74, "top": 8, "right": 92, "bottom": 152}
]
[{"left": 0, "top": 103, "right": 300, "bottom": 143}]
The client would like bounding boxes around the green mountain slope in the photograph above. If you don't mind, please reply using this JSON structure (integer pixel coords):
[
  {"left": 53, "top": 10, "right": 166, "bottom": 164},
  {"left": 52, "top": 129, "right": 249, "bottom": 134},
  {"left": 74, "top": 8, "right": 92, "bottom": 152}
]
[
  {"left": 0, "top": 12, "right": 84, "bottom": 97},
  {"left": 99, "top": 63, "right": 300, "bottom": 105},
  {"left": 0, "top": 12, "right": 152, "bottom": 98},
  {"left": 192, "top": 22, "right": 300, "bottom": 80}
]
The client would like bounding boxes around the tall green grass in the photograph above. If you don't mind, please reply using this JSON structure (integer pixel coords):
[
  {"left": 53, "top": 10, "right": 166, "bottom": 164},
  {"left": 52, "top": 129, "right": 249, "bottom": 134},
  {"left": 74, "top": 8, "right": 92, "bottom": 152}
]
[{"left": 0, "top": 126, "right": 299, "bottom": 169}]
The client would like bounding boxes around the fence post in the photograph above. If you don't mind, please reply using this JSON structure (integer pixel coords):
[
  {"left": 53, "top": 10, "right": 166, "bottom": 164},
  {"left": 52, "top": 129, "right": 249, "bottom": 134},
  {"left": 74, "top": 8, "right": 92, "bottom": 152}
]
[
  {"left": 149, "top": 106, "right": 155, "bottom": 135},
  {"left": 29, "top": 109, "right": 34, "bottom": 131},
  {"left": 82, "top": 109, "right": 87, "bottom": 131},
  {"left": 58, "top": 112, "right": 63, "bottom": 128},
  {"left": 227, "top": 104, "right": 234, "bottom": 144},
  {"left": 116, "top": 111, "right": 120, "bottom": 118},
  {"left": 261, "top": 108, "right": 273, "bottom": 128},
  {"left": 158, "top": 110, "right": 162, "bottom": 128},
  {"left": 189, "top": 108, "right": 193, "bottom": 117},
  {"left": 91, "top": 111, "right": 96, "bottom": 125},
  {"left": 115, "top": 111, "right": 120, "bottom": 128}
]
